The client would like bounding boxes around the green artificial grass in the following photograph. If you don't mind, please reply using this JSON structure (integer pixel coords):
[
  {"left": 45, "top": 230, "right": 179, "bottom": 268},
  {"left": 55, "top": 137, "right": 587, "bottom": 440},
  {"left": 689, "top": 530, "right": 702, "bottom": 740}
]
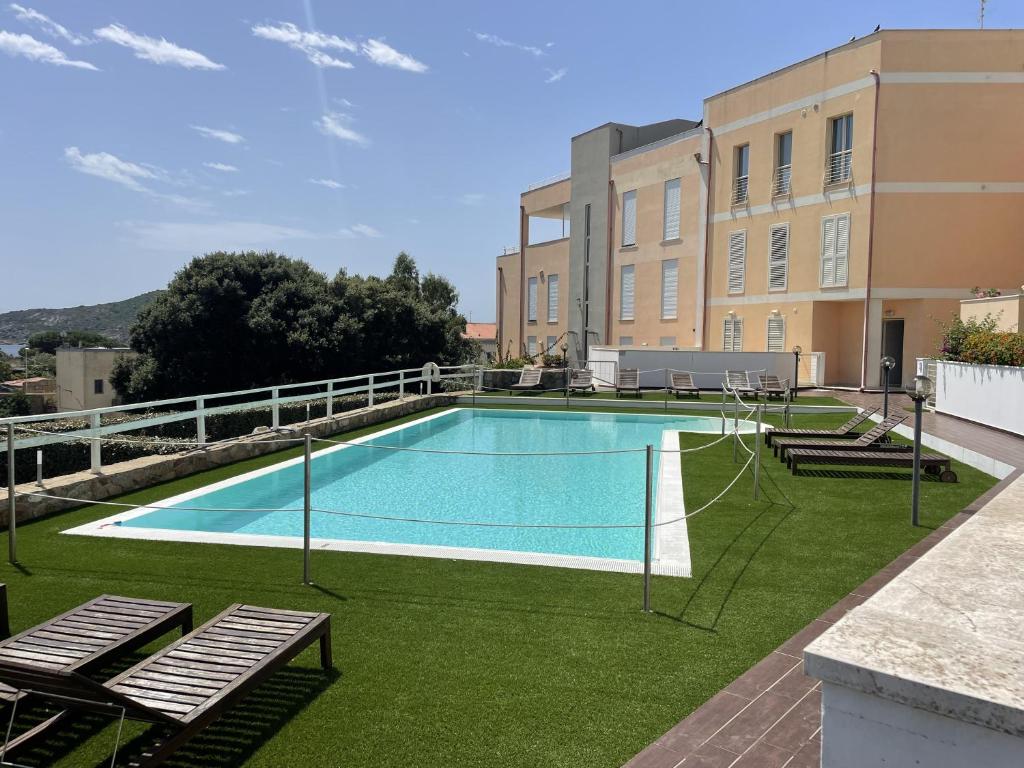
[{"left": 0, "top": 406, "right": 994, "bottom": 767}]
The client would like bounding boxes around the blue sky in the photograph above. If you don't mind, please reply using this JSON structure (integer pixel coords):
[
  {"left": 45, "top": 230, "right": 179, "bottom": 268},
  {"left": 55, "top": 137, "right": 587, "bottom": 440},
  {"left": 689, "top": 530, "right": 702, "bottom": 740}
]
[{"left": 1, "top": 1, "right": 1020, "bottom": 322}]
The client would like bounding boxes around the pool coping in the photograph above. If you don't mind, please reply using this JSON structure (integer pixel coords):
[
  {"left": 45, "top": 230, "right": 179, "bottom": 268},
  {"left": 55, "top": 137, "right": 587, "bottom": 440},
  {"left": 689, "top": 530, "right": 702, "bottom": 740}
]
[{"left": 62, "top": 407, "right": 753, "bottom": 577}]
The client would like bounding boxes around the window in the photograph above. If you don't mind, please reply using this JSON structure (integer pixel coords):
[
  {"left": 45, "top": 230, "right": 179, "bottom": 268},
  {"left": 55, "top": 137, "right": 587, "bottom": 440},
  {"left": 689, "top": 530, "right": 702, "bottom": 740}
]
[
  {"left": 527, "top": 336, "right": 537, "bottom": 356},
  {"left": 826, "top": 114, "right": 853, "bottom": 184},
  {"left": 546, "top": 335, "right": 557, "bottom": 353},
  {"left": 768, "top": 223, "right": 789, "bottom": 291},
  {"left": 774, "top": 132, "right": 792, "bottom": 196},
  {"left": 820, "top": 213, "right": 850, "bottom": 287},
  {"left": 659, "top": 336, "right": 677, "bottom": 347},
  {"left": 547, "top": 274, "right": 559, "bottom": 323},
  {"left": 661, "top": 259, "right": 678, "bottom": 320},
  {"left": 663, "top": 178, "right": 681, "bottom": 240},
  {"left": 723, "top": 317, "right": 743, "bottom": 351},
  {"left": 767, "top": 315, "right": 786, "bottom": 352},
  {"left": 527, "top": 277, "right": 538, "bottom": 321},
  {"left": 732, "top": 144, "right": 749, "bottom": 204},
  {"left": 619, "top": 336, "right": 634, "bottom": 346},
  {"left": 620, "top": 264, "right": 635, "bottom": 320},
  {"left": 93, "top": 379, "right": 104, "bottom": 395},
  {"left": 622, "top": 190, "right": 637, "bottom": 246},
  {"left": 727, "top": 230, "right": 746, "bottom": 294}
]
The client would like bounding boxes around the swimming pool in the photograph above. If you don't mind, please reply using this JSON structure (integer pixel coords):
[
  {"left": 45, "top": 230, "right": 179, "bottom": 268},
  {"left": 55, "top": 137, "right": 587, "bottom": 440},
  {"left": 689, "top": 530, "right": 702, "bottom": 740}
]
[{"left": 67, "top": 408, "right": 754, "bottom": 576}]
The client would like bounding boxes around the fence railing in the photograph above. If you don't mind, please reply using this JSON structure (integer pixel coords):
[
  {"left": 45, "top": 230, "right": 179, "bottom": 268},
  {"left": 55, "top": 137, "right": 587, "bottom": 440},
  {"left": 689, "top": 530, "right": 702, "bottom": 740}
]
[
  {"left": 772, "top": 164, "right": 792, "bottom": 197},
  {"left": 731, "top": 175, "right": 749, "bottom": 205},
  {"left": 824, "top": 150, "right": 852, "bottom": 186}
]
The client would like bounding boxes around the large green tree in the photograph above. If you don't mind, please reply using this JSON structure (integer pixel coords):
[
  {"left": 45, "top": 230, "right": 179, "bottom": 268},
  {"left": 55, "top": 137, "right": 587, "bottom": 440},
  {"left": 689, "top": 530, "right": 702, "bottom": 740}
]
[
  {"left": 27, "top": 330, "right": 118, "bottom": 355},
  {"left": 112, "top": 251, "right": 472, "bottom": 401}
]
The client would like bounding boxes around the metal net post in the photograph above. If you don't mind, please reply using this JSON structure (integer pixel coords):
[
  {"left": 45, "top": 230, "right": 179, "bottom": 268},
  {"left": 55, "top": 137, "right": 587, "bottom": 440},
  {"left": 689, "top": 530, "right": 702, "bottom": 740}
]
[
  {"left": 6, "top": 424, "right": 16, "bottom": 565},
  {"left": 753, "top": 405, "right": 762, "bottom": 500},
  {"left": 303, "top": 434, "right": 312, "bottom": 585},
  {"left": 643, "top": 444, "right": 653, "bottom": 613}
]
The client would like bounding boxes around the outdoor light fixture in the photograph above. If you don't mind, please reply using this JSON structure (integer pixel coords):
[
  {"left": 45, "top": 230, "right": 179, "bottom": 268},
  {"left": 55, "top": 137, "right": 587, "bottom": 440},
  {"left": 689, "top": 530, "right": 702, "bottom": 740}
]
[
  {"left": 791, "top": 345, "right": 802, "bottom": 399},
  {"left": 908, "top": 374, "right": 933, "bottom": 527},
  {"left": 881, "top": 355, "right": 896, "bottom": 417}
]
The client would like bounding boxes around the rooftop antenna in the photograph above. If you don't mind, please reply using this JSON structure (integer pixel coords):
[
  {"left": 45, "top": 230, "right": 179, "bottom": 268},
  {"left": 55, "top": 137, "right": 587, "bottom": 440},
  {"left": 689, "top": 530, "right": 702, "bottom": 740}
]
[{"left": 979, "top": 0, "right": 986, "bottom": 29}]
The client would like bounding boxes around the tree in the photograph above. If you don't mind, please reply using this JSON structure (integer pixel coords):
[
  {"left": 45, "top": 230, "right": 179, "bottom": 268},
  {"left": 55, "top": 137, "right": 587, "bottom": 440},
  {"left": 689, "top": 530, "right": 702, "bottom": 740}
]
[
  {"left": 0, "top": 357, "right": 12, "bottom": 382},
  {"left": 27, "top": 330, "right": 118, "bottom": 355},
  {"left": 0, "top": 391, "right": 30, "bottom": 417}
]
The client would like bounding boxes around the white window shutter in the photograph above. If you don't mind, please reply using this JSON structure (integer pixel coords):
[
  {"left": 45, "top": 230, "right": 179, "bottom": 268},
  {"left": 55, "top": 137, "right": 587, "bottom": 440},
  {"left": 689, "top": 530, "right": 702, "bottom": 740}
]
[
  {"left": 527, "top": 336, "right": 537, "bottom": 355},
  {"left": 620, "top": 265, "right": 635, "bottom": 320},
  {"left": 733, "top": 318, "right": 743, "bottom": 351},
  {"left": 622, "top": 190, "right": 637, "bottom": 246},
  {"left": 834, "top": 213, "right": 850, "bottom": 286},
  {"left": 527, "top": 277, "right": 538, "bottom": 321},
  {"left": 767, "top": 316, "right": 785, "bottom": 352},
  {"left": 547, "top": 274, "right": 559, "bottom": 322},
  {"left": 768, "top": 224, "right": 789, "bottom": 291},
  {"left": 663, "top": 179, "right": 681, "bottom": 240},
  {"left": 661, "top": 259, "right": 678, "bottom": 320},
  {"left": 820, "top": 216, "right": 837, "bottom": 287},
  {"left": 722, "top": 319, "right": 733, "bottom": 351},
  {"left": 728, "top": 231, "right": 746, "bottom": 294}
]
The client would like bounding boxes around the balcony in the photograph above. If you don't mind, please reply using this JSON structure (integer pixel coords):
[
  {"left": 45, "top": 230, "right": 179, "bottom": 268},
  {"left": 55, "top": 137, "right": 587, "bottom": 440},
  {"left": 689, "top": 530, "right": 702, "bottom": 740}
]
[
  {"left": 771, "top": 164, "right": 792, "bottom": 198},
  {"left": 824, "top": 150, "right": 852, "bottom": 186},
  {"left": 731, "top": 175, "right": 749, "bottom": 206}
]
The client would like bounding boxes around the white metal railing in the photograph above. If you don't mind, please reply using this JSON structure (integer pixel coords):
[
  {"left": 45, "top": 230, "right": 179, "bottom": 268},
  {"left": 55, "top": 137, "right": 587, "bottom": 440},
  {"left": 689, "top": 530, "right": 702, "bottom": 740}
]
[
  {"left": 526, "top": 171, "right": 570, "bottom": 191},
  {"left": 731, "top": 175, "right": 749, "bottom": 205},
  {"left": 0, "top": 364, "right": 477, "bottom": 473},
  {"left": 824, "top": 150, "right": 852, "bottom": 185},
  {"left": 772, "top": 165, "right": 792, "bottom": 197}
]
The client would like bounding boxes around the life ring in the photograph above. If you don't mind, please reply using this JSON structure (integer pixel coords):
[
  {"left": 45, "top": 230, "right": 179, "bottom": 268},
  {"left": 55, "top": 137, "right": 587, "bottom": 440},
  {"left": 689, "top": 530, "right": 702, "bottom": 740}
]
[{"left": 421, "top": 362, "right": 441, "bottom": 382}]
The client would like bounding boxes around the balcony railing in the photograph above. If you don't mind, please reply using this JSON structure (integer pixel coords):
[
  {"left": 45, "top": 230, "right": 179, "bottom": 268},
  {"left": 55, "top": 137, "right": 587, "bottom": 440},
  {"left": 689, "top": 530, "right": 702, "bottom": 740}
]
[
  {"left": 731, "top": 175, "right": 749, "bottom": 205},
  {"left": 772, "top": 164, "right": 792, "bottom": 198},
  {"left": 824, "top": 150, "right": 853, "bottom": 186},
  {"left": 526, "top": 171, "right": 570, "bottom": 192}
]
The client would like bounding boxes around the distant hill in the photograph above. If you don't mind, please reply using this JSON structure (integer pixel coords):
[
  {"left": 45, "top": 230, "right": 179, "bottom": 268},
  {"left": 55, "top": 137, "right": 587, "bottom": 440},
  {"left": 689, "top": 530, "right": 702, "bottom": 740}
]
[{"left": 0, "top": 290, "right": 163, "bottom": 343}]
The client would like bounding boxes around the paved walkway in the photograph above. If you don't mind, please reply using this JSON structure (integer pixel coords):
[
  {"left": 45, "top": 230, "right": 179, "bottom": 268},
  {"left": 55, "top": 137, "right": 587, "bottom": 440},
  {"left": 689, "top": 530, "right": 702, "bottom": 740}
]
[{"left": 623, "top": 395, "right": 1024, "bottom": 768}]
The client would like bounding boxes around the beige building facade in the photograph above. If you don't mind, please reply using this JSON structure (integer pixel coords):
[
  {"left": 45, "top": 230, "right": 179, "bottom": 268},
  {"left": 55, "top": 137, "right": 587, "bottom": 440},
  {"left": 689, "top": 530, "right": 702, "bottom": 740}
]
[
  {"left": 497, "top": 30, "right": 1024, "bottom": 388},
  {"left": 56, "top": 347, "right": 137, "bottom": 411}
]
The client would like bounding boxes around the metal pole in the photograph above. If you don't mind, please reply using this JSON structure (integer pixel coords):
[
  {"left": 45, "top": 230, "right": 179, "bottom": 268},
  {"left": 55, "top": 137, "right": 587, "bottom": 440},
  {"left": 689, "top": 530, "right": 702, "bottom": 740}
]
[
  {"left": 643, "top": 444, "right": 653, "bottom": 613},
  {"left": 7, "top": 424, "right": 16, "bottom": 564},
  {"left": 793, "top": 353, "right": 800, "bottom": 399},
  {"left": 564, "top": 366, "right": 569, "bottom": 408},
  {"left": 664, "top": 369, "right": 669, "bottom": 412},
  {"left": 911, "top": 397, "right": 922, "bottom": 526},
  {"left": 303, "top": 433, "right": 312, "bottom": 584},
  {"left": 753, "top": 405, "right": 762, "bottom": 500},
  {"left": 883, "top": 368, "right": 890, "bottom": 419},
  {"left": 36, "top": 450, "right": 42, "bottom": 487},
  {"left": 733, "top": 395, "right": 739, "bottom": 463}
]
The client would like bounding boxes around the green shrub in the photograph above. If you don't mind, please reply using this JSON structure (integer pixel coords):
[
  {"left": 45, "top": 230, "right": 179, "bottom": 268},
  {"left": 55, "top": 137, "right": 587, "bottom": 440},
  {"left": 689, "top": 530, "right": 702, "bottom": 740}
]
[
  {"left": 959, "top": 331, "right": 1024, "bottom": 367},
  {"left": 936, "top": 314, "right": 999, "bottom": 360}
]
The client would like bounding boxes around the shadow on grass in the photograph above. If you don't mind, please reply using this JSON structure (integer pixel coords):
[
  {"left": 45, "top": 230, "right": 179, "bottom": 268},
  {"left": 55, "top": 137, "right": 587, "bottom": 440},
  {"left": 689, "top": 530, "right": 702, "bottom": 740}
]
[{"left": 793, "top": 469, "right": 942, "bottom": 482}]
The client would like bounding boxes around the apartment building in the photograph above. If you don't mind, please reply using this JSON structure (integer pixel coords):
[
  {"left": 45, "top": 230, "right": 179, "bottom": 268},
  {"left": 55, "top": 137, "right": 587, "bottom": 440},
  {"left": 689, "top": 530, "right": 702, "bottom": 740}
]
[
  {"left": 56, "top": 347, "right": 137, "bottom": 411},
  {"left": 496, "top": 29, "right": 1024, "bottom": 387}
]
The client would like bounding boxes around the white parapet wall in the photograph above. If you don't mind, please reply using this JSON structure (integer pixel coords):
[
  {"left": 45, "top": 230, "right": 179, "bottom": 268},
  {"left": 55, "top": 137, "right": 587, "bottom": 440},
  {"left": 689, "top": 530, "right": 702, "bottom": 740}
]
[
  {"left": 805, "top": 474, "right": 1024, "bottom": 768},
  {"left": 934, "top": 360, "right": 1024, "bottom": 437}
]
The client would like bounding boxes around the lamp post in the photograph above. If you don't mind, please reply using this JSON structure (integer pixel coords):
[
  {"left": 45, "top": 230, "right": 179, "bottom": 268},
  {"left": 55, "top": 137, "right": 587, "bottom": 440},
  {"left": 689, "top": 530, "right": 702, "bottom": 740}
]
[
  {"left": 560, "top": 341, "right": 569, "bottom": 369},
  {"left": 880, "top": 356, "right": 896, "bottom": 418},
  {"left": 791, "top": 345, "right": 802, "bottom": 399},
  {"left": 908, "top": 374, "right": 933, "bottom": 527}
]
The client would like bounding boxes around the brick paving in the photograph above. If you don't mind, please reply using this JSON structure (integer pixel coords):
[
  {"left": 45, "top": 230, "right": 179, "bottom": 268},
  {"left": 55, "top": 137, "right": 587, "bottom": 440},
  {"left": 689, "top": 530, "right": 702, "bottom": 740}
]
[{"left": 623, "top": 392, "right": 1024, "bottom": 768}]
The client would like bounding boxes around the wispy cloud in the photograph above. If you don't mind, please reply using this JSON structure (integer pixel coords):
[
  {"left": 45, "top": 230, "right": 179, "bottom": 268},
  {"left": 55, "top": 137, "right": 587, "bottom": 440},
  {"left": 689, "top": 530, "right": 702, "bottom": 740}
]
[
  {"left": 315, "top": 113, "right": 368, "bottom": 145},
  {"left": 203, "top": 161, "right": 238, "bottom": 172},
  {"left": 64, "top": 146, "right": 210, "bottom": 212},
  {"left": 360, "top": 39, "right": 426, "bottom": 73},
  {"left": 9, "top": 4, "right": 90, "bottom": 45},
  {"left": 349, "top": 223, "right": 381, "bottom": 237},
  {"left": 309, "top": 178, "right": 344, "bottom": 189},
  {"left": 0, "top": 30, "right": 96, "bottom": 69},
  {"left": 190, "top": 125, "right": 244, "bottom": 144},
  {"left": 459, "top": 193, "right": 485, "bottom": 206},
  {"left": 544, "top": 67, "right": 567, "bottom": 83},
  {"left": 221, "top": 188, "right": 250, "bottom": 197},
  {"left": 473, "top": 31, "right": 544, "bottom": 57},
  {"left": 94, "top": 23, "right": 224, "bottom": 70},
  {"left": 252, "top": 21, "right": 355, "bottom": 69},
  {"left": 120, "top": 219, "right": 318, "bottom": 252}
]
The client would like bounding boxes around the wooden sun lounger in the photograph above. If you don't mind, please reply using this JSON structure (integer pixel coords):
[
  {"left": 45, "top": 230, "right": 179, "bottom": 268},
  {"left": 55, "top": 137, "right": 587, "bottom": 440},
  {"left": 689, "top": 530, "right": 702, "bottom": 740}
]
[
  {"left": 773, "top": 414, "right": 908, "bottom": 461},
  {"left": 670, "top": 372, "right": 700, "bottom": 399},
  {"left": 723, "top": 370, "right": 759, "bottom": 398},
  {"left": 757, "top": 374, "right": 790, "bottom": 400},
  {"left": 615, "top": 368, "right": 641, "bottom": 398},
  {"left": 508, "top": 367, "right": 542, "bottom": 391},
  {"left": 764, "top": 408, "right": 877, "bottom": 446},
  {"left": 568, "top": 369, "right": 594, "bottom": 392},
  {"left": 0, "top": 603, "right": 331, "bottom": 766},
  {"left": 788, "top": 448, "right": 957, "bottom": 482}
]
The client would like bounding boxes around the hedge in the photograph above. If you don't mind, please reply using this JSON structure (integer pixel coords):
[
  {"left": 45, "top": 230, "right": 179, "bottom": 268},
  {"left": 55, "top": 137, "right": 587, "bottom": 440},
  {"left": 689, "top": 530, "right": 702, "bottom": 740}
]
[{"left": 958, "top": 331, "right": 1024, "bottom": 367}]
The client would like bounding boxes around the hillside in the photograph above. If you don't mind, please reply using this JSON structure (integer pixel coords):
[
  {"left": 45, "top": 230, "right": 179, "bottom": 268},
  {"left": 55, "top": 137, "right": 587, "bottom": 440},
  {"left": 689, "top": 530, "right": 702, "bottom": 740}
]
[{"left": 0, "top": 290, "right": 163, "bottom": 343}]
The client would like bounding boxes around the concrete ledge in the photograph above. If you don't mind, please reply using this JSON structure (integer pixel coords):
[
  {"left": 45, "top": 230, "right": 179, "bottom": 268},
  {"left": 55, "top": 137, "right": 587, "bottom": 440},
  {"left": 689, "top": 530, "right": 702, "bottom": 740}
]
[{"left": 0, "top": 394, "right": 455, "bottom": 525}]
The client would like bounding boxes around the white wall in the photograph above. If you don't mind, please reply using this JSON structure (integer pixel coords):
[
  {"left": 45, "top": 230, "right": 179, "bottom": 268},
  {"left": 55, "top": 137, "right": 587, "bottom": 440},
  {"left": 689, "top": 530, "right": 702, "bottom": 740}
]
[{"left": 934, "top": 361, "right": 1024, "bottom": 437}]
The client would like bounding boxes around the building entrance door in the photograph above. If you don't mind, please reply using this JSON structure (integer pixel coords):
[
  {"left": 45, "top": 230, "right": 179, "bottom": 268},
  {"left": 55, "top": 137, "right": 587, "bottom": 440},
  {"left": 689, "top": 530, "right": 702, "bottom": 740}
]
[{"left": 881, "top": 318, "right": 905, "bottom": 388}]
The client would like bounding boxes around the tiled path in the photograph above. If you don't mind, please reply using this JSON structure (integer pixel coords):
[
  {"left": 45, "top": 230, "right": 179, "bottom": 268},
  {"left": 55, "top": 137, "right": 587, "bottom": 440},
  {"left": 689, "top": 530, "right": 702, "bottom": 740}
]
[{"left": 623, "top": 392, "right": 1024, "bottom": 768}]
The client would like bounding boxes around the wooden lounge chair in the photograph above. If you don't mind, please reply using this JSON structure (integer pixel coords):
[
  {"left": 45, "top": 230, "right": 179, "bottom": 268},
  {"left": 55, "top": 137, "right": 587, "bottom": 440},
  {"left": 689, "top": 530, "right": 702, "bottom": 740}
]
[
  {"left": 757, "top": 374, "right": 790, "bottom": 400},
  {"left": 615, "top": 368, "right": 641, "bottom": 398},
  {"left": 0, "top": 603, "right": 331, "bottom": 766},
  {"left": 764, "top": 408, "right": 877, "bottom": 446},
  {"left": 568, "top": 369, "right": 594, "bottom": 393},
  {"left": 788, "top": 448, "right": 957, "bottom": 482},
  {"left": 508, "top": 367, "right": 542, "bottom": 392},
  {"left": 669, "top": 372, "right": 700, "bottom": 399},
  {"left": 723, "top": 370, "right": 759, "bottom": 399},
  {"left": 773, "top": 414, "right": 908, "bottom": 461}
]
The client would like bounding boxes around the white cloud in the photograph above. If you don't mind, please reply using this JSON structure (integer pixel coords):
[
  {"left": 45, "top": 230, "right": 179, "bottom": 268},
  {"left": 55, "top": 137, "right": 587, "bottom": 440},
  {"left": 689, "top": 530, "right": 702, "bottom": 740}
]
[
  {"left": 315, "top": 113, "right": 367, "bottom": 145},
  {"left": 0, "top": 30, "right": 96, "bottom": 69},
  {"left": 203, "top": 161, "right": 238, "bottom": 172},
  {"left": 309, "top": 178, "right": 344, "bottom": 189},
  {"left": 360, "top": 39, "right": 426, "bottom": 73},
  {"left": 459, "top": 193, "right": 485, "bottom": 206},
  {"left": 120, "top": 219, "right": 319, "bottom": 252},
  {"left": 332, "top": 97, "right": 356, "bottom": 108},
  {"left": 190, "top": 125, "right": 244, "bottom": 144},
  {"left": 64, "top": 146, "right": 156, "bottom": 190},
  {"left": 473, "top": 31, "right": 544, "bottom": 57},
  {"left": 252, "top": 21, "right": 355, "bottom": 69},
  {"left": 221, "top": 188, "right": 250, "bottom": 197},
  {"left": 349, "top": 223, "right": 381, "bottom": 237},
  {"left": 9, "top": 4, "right": 90, "bottom": 45},
  {"left": 94, "top": 23, "right": 224, "bottom": 70},
  {"left": 544, "top": 67, "right": 567, "bottom": 83}
]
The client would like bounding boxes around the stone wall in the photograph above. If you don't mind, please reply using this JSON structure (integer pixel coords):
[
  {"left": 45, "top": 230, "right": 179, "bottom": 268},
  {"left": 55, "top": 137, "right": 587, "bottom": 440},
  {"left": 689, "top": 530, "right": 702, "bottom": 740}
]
[{"left": 0, "top": 394, "right": 455, "bottom": 526}]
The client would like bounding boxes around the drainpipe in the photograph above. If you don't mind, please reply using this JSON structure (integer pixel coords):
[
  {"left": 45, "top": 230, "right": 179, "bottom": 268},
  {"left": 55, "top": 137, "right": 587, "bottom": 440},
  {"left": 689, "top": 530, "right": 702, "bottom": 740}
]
[
  {"left": 496, "top": 265, "right": 504, "bottom": 357},
  {"left": 699, "top": 126, "right": 715, "bottom": 349},
  {"left": 519, "top": 205, "right": 527, "bottom": 354},
  {"left": 859, "top": 70, "right": 881, "bottom": 389},
  {"left": 605, "top": 178, "right": 615, "bottom": 346}
]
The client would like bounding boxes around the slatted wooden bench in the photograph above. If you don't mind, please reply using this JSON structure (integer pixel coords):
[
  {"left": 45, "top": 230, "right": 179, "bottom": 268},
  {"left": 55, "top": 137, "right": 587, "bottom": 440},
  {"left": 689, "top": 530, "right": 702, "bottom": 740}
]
[
  {"left": 788, "top": 448, "right": 957, "bottom": 482},
  {"left": 773, "top": 414, "right": 908, "bottom": 461}
]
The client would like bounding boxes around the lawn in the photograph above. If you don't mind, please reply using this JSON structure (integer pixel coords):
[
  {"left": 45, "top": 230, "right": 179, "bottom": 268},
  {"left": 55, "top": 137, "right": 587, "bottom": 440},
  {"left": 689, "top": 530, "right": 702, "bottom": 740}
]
[{"left": 1, "top": 405, "right": 994, "bottom": 767}]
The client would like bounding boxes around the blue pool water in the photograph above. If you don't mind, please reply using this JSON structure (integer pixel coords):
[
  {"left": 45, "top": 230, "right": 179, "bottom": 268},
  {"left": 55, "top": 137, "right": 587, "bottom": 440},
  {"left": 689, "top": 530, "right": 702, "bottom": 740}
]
[{"left": 121, "top": 409, "right": 730, "bottom": 561}]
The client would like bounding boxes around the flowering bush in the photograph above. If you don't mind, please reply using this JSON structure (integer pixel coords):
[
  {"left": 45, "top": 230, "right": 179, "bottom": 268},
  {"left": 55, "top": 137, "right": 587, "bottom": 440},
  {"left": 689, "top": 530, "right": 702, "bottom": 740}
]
[
  {"left": 936, "top": 314, "right": 998, "bottom": 360},
  {"left": 959, "top": 331, "right": 1024, "bottom": 367}
]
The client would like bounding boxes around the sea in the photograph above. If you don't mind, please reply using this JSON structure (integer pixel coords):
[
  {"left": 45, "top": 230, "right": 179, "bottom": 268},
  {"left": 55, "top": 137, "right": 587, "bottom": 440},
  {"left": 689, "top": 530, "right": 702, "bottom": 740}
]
[{"left": 0, "top": 344, "right": 25, "bottom": 357}]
